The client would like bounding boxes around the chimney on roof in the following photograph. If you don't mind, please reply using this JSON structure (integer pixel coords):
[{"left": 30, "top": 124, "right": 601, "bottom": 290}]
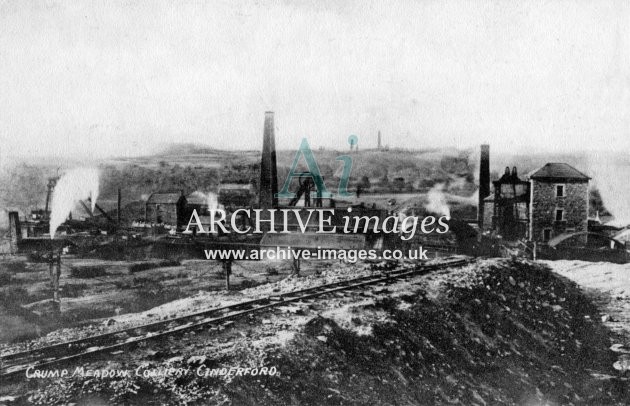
[
  {"left": 259, "top": 112, "right": 278, "bottom": 208},
  {"left": 478, "top": 144, "right": 490, "bottom": 229}
]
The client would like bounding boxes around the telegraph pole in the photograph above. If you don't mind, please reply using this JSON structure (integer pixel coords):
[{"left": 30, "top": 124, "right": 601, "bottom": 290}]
[{"left": 48, "top": 248, "right": 61, "bottom": 312}]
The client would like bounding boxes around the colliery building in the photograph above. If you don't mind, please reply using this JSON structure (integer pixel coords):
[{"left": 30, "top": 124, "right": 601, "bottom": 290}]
[
  {"left": 145, "top": 191, "right": 187, "bottom": 228},
  {"left": 529, "top": 163, "right": 590, "bottom": 243},
  {"left": 483, "top": 162, "right": 590, "bottom": 244},
  {"left": 483, "top": 167, "right": 530, "bottom": 240}
]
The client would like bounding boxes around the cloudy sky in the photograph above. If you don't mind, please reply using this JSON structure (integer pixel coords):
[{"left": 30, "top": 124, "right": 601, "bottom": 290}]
[{"left": 0, "top": 0, "right": 628, "bottom": 159}]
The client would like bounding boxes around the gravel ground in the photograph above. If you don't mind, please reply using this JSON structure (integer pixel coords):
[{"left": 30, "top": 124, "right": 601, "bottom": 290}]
[
  {"left": 3, "top": 258, "right": 628, "bottom": 405},
  {"left": 545, "top": 260, "right": 630, "bottom": 374}
]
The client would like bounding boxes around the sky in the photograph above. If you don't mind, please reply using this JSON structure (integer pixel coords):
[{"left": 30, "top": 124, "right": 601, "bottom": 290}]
[{"left": 0, "top": 0, "right": 628, "bottom": 159}]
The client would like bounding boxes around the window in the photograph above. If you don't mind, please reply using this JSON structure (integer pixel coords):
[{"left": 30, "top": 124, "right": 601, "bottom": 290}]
[
  {"left": 555, "top": 184, "right": 565, "bottom": 197},
  {"left": 543, "top": 229, "right": 552, "bottom": 242},
  {"left": 555, "top": 208, "right": 565, "bottom": 222}
]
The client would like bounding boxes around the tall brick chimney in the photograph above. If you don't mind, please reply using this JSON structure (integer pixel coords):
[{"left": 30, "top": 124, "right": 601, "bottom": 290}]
[
  {"left": 478, "top": 144, "right": 490, "bottom": 229},
  {"left": 259, "top": 112, "right": 278, "bottom": 208},
  {"left": 8, "top": 211, "right": 21, "bottom": 254}
]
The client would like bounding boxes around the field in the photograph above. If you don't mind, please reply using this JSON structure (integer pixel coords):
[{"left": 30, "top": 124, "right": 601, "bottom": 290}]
[
  {"left": 4, "top": 258, "right": 628, "bottom": 405},
  {"left": 0, "top": 254, "right": 353, "bottom": 345}
]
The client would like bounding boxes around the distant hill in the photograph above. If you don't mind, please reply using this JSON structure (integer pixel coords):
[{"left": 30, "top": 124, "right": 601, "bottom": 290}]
[
  {"left": 1, "top": 143, "right": 625, "bottom": 226},
  {"left": 153, "top": 143, "right": 228, "bottom": 156}
]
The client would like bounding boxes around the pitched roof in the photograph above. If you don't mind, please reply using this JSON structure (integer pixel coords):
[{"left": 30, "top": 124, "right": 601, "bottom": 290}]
[
  {"left": 146, "top": 191, "right": 184, "bottom": 204},
  {"left": 614, "top": 228, "right": 630, "bottom": 240},
  {"left": 529, "top": 163, "right": 590, "bottom": 181},
  {"left": 219, "top": 183, "right": 253, "bottom": 190}
]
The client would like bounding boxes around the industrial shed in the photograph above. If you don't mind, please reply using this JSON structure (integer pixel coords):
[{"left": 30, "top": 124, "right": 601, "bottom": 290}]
[
  {"left": 614, "top": 228, "right": 630, "bottom": 244},
  {"left": 542, "top": 231, "right": 628, "bottom": 263}
]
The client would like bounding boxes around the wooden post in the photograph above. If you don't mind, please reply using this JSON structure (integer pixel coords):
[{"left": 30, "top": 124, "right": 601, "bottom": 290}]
[
  {"left": 533, "top": 242, "right": 537, "bottom": 261},
  {"left": 48, "top": 251, "right": 54, "bottom": 295},
  {"left": 223, "top": 260, "right": 232, "bottom": 290},
  {"left": 48, "top": 249, "right": 61, "bottom": 312},
  {"left": 53, "top": 251, "right": 61, "bottom": 311},
  {"left": 291, "top": 256, "right": 301, "bottom": 276}
]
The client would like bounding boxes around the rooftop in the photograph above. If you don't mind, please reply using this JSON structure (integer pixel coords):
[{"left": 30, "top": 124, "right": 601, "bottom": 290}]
[
  {"left": 219, "top": 183, "right": 253, "bottom": 190},
  {"left": 146, "top": 191, "right": 185, "bottom": 204},
  {"left": 529, "top": 163, "right": 590, "bottom": 181}
]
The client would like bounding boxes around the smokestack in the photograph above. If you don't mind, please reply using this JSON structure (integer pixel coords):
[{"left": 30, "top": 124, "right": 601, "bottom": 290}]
[
  {"left": 259, "top": 111, "right": 278, "bottom": 208},
  {"left": 377, "top": 131, "right": 382, "bottom": 150},
  {"left": 478, "top": 144, "right": 490, "bottom": 229},
  {"left": 8, "top": 211, "right": 21, "bottom": 254},
  {"left": 44, "top": 178, "right": 56, "bottom": 220}
]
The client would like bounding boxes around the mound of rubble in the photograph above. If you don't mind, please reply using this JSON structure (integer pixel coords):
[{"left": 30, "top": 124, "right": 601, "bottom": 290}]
[
  {"left": 20, "top": 259, "right": 630, "bottom": 405},
  {"left": 224, "top": 259, "right": 627, "bottom": 405}
]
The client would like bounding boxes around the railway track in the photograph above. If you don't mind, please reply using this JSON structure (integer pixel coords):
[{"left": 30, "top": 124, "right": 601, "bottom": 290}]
[{"left": 0, "top": 257, "right": 472, "bottom": 380}]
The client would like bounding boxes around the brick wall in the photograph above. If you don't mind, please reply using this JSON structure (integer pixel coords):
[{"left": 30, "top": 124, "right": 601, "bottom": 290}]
[{"left": 530, "top": 180, "right": 588, "bottom": 243}]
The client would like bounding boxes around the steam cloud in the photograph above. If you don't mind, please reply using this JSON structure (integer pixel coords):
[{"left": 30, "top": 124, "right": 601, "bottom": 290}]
[
  {"left": 425, "top": 183, "right": 451, "bottom": 219},
  {"left": 189, "top": 191, "right": 223, "bottom": 212},
  {"left": 49, "top": 168, "right": 100, "bottom": 238},
  {"left": 448, "top": 189, "right": 479, "bottom": 207},
  {"left": 588, "top": 155, "right": 630, "bottom": 227}
]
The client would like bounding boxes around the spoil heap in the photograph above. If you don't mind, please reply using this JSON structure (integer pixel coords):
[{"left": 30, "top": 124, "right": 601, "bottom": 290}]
[
  {"left": 23, "top": 259, "right": 628, "bottom": 405},
  {"left": 227, "top": 260, "right": 627, "bottom": 405}
]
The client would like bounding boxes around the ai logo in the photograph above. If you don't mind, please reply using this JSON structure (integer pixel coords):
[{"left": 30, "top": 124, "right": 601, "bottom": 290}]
[{"left": 275, "top": 136, "right": 357, "bottom": 199}]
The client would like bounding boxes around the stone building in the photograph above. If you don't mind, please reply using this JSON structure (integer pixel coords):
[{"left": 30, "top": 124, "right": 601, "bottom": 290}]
[
  {"left": 528, "top": 163, "right": 590, "bottom": 243},
  {"left": 482, "top": 162, "right": 590, "bottom": 244},
  {"left": 145, "top": 191, "right": 187, "bottom": 228}
]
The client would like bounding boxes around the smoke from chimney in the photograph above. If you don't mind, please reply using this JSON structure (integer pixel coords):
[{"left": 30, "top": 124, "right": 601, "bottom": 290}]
[
  {"left": 190, "top": 190, "right": 223, "bottom": 212},
  {"left": 49, "top": 168, "right": 100, "bottom": 238},
  {"left": 588, "top": 154, "right": 630, "bottom": 227},
  {"left": 425, "top": 183, "right": 451, "bottom": 219}
]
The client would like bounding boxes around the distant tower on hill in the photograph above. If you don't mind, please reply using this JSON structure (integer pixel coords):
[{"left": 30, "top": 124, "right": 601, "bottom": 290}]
[{"left": 377, "top": 131, "right": 382, "bottom": 150}]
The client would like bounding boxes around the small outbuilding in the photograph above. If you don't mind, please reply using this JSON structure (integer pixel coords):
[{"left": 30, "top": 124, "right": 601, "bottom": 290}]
[{"left": 614, "top": 228, "right": 630, "bottom": 245}]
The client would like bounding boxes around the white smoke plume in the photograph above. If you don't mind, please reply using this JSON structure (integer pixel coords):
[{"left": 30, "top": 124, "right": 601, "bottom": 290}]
[
  {"left": 189, "top": 191, "right": 223, "bottom": 212},
  {"left": 49, "top": 168, "right": 100, "bottom": 238},
  {"left": 425, "top": 183, "right": 451, "bottom": 219},
  {"left": 447, "top": 189, "right": 479, "bottom": 207},
  {"left": 206, "top": 191, "right": 219, "bottom": 211},
  {"left": 588, "top": 154, "right": 630, "bottom": 227}
]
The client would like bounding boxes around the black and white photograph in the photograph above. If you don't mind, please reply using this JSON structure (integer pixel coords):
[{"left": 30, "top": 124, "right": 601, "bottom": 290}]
[{"left": 1, "top": 1, "right": 630, "bottom": 404}]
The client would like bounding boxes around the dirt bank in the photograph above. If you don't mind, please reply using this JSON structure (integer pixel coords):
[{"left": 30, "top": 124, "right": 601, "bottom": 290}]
[
  {"left": 545, "top": 260, "right": 630, "bottom": 379},
  {"left": 11, "top": 259, "right": 630, "bottom": 405}
]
